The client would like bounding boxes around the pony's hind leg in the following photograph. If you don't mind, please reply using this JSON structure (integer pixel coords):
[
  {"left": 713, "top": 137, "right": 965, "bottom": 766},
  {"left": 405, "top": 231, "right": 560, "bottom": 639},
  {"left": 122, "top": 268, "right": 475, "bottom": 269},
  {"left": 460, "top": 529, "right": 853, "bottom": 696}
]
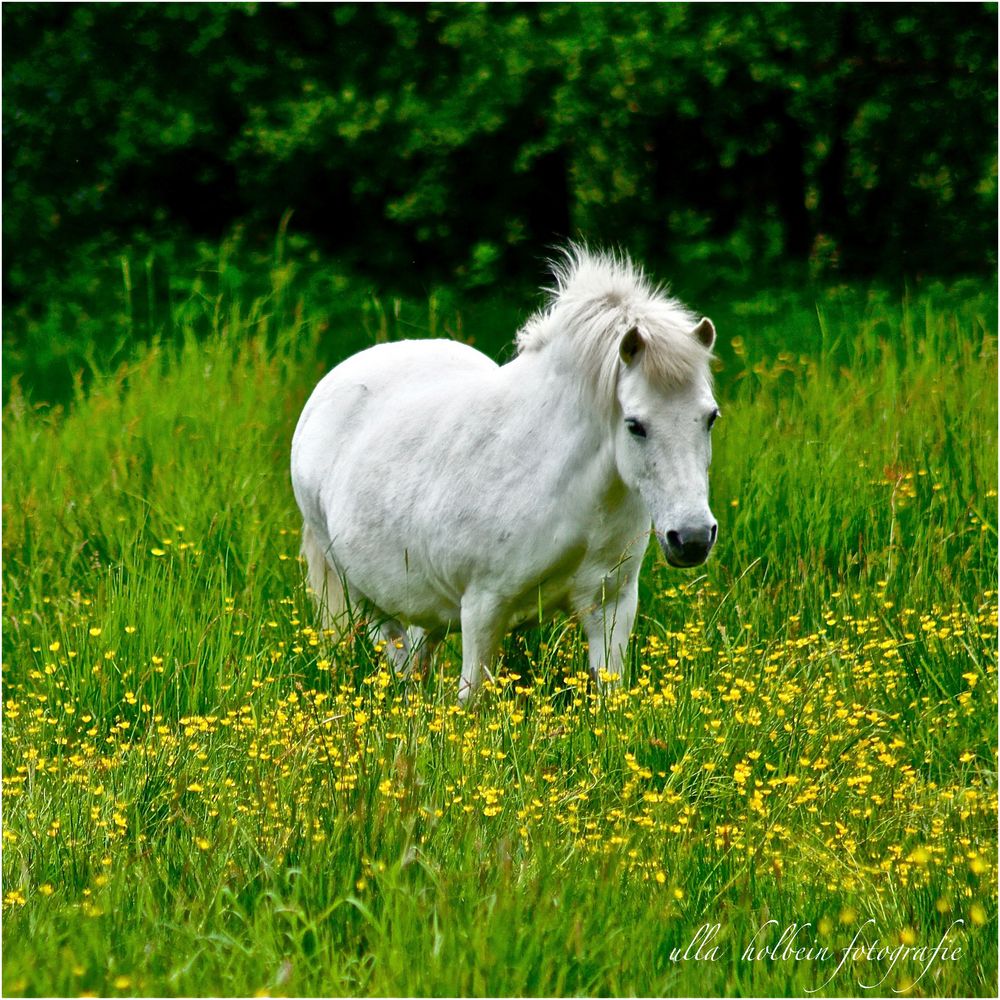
[
  {"left": 369, "top": 619, "right": 412, "bottom": 675},
  {"left": 300, "top": 522, "right": 348, "bottom": 634},
  {"left": 368, "top": 621, "right": 440, "bottom": 680},
  {"left": 409, "top": 628, "right": 440, "bottom": 681}
]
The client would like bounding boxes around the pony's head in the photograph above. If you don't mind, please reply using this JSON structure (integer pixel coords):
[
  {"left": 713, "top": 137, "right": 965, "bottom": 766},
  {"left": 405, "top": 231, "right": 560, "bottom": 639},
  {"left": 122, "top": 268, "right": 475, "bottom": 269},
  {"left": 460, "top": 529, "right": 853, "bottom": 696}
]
[
  {"left": 613, "top": 316, "right": 718, "bottom": 567},
  {"left": 518, "top": 245, "right": 719, "bottom": 567}
]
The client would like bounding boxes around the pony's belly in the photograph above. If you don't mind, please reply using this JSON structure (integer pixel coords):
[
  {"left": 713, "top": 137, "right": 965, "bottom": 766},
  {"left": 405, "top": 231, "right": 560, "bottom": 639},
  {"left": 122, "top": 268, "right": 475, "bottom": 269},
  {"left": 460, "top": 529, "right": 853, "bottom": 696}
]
[
  {"left": 505, "top": 599, "right": 571, "bottom": 632},
  {"left": 504, "top": 579, "right": 575, "bottom": 629},
  {"left": 336, "top": 555, "right": 462, "bottom": 630},
  {"left": 360, "top": 586, "right": 460, "bottom": 632},
  {"left": 338, "top": 538, "right": 582, "bottom": 633}
]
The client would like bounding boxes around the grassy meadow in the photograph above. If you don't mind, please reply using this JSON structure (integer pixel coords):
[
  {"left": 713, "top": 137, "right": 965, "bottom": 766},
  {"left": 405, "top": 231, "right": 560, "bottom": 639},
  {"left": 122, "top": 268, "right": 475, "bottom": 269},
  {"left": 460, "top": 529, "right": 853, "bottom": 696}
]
[{"left": 2, "top": 253, "right": 997, "bottom": 997}]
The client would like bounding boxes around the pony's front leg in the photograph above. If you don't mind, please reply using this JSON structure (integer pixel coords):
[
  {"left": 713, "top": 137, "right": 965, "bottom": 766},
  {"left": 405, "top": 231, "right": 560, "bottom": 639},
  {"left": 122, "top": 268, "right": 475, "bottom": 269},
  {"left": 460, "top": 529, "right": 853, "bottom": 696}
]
[
  {"left": 458, "top": 592, "right": 507, "bottom": 706},
  {"left": 579, "top": 574, "right": 639, "bottom": 688}
]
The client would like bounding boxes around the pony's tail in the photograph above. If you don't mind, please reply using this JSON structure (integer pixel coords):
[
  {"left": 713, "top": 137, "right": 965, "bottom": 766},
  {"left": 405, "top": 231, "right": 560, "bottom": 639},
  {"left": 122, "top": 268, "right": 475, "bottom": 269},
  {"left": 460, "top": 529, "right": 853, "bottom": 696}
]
[{"left": 300, "top": 522, "right": 349, "bottom": 636}]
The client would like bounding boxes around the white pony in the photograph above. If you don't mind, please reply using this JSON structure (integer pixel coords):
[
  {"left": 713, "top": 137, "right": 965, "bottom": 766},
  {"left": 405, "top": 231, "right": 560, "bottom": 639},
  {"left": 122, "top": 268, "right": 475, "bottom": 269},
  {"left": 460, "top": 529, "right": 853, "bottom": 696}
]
[{"left": 291, "top": 246, "right": 719, "bottom": 703}]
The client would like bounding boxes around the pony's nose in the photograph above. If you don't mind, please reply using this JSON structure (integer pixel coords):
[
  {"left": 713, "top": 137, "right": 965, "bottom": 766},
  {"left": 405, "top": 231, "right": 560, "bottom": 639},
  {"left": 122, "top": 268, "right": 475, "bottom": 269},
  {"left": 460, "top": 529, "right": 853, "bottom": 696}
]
[{"left": 662, "top": 522, "right": 717, "bottom": 567}]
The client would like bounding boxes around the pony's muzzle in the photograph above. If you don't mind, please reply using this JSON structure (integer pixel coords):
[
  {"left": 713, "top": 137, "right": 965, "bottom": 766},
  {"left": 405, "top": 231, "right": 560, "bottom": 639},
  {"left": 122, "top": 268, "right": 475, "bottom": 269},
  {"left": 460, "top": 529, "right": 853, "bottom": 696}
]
[{"left": 659, "top": 522, "right": 717, "bottom": 568}]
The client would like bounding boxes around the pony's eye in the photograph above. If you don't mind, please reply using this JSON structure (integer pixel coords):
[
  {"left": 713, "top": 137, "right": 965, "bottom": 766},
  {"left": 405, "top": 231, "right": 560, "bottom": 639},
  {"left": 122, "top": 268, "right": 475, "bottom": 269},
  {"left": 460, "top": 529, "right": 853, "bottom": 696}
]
[
  {"left": 625, "top": 418, "right": 647, "bottom": 439},
  {"left": 707, "top": 408, "right": 720, "bottom": 430}
]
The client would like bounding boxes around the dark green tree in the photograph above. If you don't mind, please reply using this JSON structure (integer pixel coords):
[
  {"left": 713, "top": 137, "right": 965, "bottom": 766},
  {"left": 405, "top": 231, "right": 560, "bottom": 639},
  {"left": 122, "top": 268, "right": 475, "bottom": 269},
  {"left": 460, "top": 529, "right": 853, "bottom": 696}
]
[{"left": 4, "top": 1, "right": 997, "bottom": 299}]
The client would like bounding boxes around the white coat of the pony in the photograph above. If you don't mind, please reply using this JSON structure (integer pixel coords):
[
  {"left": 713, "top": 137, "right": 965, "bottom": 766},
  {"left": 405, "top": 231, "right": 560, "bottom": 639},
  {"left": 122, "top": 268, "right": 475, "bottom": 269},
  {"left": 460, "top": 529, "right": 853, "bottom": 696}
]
[{"left": 291, "top": 246, "right": 719, "bottom": 703}]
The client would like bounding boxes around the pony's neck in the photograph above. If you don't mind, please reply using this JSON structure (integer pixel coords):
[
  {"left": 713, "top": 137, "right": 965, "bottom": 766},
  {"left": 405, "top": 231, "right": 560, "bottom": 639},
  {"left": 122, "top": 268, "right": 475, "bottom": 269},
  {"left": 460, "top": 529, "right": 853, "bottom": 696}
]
[{"left": 505, "top": 341, "right": 626, "bottom": 506}]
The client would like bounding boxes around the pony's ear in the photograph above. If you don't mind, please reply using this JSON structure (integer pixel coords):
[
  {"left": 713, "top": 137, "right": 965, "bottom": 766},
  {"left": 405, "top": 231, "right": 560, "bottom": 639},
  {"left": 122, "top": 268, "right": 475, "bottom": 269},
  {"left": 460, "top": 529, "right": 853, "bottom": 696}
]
[
  {"left": 619, "top": 326, "right": 645, "bottom": 364},
  {"left": 693, "top": 317, "right": 716, "bottom": 350}
]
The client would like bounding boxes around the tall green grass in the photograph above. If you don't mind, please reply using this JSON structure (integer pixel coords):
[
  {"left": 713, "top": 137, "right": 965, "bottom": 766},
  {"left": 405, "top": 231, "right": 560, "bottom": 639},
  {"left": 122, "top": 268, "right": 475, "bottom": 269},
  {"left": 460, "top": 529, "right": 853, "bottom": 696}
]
[{"left": 2, "top": 259, "right": 997, "bottom": 997}]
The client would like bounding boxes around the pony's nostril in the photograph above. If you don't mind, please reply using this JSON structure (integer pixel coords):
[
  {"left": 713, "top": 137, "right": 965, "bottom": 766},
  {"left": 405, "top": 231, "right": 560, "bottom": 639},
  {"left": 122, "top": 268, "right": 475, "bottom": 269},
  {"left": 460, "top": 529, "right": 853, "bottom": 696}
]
[
  {"left": 709, "top": 523, "right": 718, "bottom": 544},
  {"left": 666, "top": 530, "right": 682, "bottom": 550}
]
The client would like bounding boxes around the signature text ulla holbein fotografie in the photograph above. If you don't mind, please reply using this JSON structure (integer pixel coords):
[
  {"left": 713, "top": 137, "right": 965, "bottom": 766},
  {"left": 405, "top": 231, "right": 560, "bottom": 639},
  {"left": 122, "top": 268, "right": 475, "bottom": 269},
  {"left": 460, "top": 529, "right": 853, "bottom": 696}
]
[{"left": 672, "top": 918, "right": 964, "bottom": 992}]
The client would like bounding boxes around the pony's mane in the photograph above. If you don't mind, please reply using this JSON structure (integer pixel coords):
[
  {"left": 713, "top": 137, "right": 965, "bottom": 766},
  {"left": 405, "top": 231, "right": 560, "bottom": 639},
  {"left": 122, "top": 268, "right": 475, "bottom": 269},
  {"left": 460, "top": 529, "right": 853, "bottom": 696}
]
[{"left": 516, "top": 245, "right": 712, "bottom": 408}]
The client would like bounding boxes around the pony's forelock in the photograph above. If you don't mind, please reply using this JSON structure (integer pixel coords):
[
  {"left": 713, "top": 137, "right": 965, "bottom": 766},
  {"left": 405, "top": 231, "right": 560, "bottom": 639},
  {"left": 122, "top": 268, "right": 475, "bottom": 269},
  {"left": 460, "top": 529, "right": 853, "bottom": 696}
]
[{"left": 515, "top": 244, "right": 713, "bottom": 408}]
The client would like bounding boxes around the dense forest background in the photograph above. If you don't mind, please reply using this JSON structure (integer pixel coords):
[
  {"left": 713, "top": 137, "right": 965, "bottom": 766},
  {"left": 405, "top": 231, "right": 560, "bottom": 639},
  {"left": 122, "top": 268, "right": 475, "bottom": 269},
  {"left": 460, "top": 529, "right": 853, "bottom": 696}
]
[{"left": 3, "top": 2, "right": 998, "bottom": 396}]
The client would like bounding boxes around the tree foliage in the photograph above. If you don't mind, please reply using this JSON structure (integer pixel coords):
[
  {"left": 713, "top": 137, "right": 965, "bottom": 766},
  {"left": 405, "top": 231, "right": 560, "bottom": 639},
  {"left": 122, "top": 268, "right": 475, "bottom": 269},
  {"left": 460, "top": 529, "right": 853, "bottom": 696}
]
[{"left": 4, "top": 2, "right": 997, "bottom": 297}]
